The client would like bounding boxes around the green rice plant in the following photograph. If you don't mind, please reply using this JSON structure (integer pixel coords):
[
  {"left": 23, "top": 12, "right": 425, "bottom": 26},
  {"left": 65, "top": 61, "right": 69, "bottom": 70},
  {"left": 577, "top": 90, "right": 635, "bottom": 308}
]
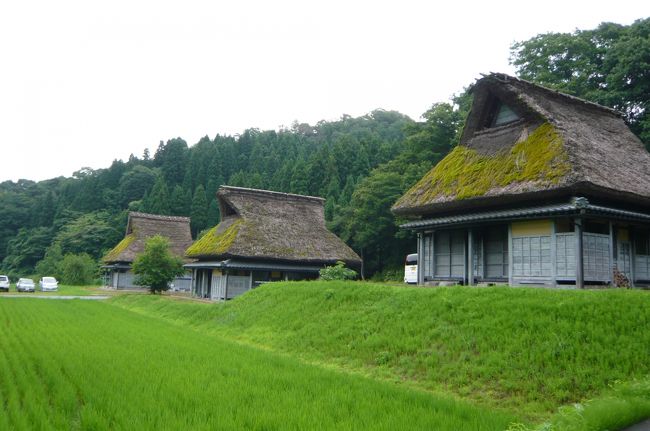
[
  {"left": 110, "top": 282, "right": 650, "bottom": 423},
  {"left": 0, "top": 297, "right": 514, "bottom": 430}
]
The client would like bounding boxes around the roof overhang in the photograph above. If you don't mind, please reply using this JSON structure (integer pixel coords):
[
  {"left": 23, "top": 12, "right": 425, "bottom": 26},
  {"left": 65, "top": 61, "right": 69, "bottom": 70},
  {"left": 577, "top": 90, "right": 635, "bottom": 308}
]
[
  {"left": 184, "top": 259, "right": 324, "bottom": 273},
  {"left": 401, "top": 198, "right": 650, "bottom": 231},
  {"left": 100, "top": 263, "right": 132, "bottom": 270}
]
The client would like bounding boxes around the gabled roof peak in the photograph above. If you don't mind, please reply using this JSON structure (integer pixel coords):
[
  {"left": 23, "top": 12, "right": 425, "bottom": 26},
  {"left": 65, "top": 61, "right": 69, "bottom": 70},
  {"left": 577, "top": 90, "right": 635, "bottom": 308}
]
[
  {"left": 218, "top": 186, "right": 324, "bottom": 204},
  {"left": 477, "top": 72, "right": 621, "bottom": 117},
  {"left": 128, "top": 212, "right": 190, "bottom": 223}
]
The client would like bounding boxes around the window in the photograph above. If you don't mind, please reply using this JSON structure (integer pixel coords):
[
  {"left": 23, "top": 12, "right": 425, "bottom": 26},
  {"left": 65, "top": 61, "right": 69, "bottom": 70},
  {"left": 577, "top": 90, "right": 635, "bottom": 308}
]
[
  {"left": 635, "top": 232, "right": 650, "bottom": 255},
  {"left": 492, "top": 103, "right": 519, "bottom": 127}
]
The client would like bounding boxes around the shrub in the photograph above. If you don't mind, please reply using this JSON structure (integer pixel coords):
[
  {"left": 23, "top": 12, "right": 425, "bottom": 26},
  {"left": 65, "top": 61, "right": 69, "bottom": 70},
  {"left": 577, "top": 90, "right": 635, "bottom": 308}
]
[
  {"left": 60, "top": 253, "right": 97, "bottom": 285},
  {"left": 319, "top": 261, "right": 357, "bottom": 281}
]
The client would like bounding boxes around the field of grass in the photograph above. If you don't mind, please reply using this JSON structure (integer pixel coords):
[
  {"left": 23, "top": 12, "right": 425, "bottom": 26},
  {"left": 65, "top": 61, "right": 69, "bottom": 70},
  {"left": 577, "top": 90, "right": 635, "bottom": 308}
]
[
  {"left": 0, "top": 297, "right": 514, "bottom": 430},
  {"left": 111, "top": 281, "right": 650, "bottom": 427}
]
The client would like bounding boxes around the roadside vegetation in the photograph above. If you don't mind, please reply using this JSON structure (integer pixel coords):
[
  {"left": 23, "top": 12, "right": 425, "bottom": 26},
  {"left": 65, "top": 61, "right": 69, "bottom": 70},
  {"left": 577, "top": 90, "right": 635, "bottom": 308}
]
[
  {"left": 0, "top": 297, "right": 514, "bottom": 430},
  {"left": 112, "top": 281, "right": 650, "bottom": 425}
]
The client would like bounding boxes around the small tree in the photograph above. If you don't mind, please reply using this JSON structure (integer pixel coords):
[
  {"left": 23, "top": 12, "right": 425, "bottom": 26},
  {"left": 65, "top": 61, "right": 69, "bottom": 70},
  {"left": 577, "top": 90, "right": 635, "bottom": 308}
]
[
  {"left": 60, "top": 253, "right": 97, "bottom": 285},
  {"left": 319, "top": 261, "right": 357, "bottom": 281},
  {"left": 132, "top": 235, "right": 184, "bottom": 294}
]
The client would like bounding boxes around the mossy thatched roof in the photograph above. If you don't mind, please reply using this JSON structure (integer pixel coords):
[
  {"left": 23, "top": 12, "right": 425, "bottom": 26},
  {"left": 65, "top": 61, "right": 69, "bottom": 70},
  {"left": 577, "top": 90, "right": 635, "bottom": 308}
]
[
  {"left": 102, "top": 212, "right": 193, "bottom": 263},
  {"left": 186, "top": 186, "right": 361, "bottom": 267},
  {"left": 393, "top": 73, "right": 650, "bottom": 216}
]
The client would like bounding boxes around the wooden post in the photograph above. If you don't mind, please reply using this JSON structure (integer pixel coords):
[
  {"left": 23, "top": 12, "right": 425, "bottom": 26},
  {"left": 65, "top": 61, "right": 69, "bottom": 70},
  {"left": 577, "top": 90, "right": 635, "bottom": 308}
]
[
  {"left": 507, "top": 224, "right": 513, "bottom": 286},
  {"left": 608, "top": 221, "right": 615, "bottom": 286},
  {"left": 467, "top": 229, "right": 474, "bottom": 286},
  {"left": 630, "top": 228, "right": 636, "bottom": 288},
  {"left": 575, "top": 217, "right": 584, "bottom": 289},
  {"left": 416, "top": 232, "right": 423, "bottom": 286},
  {"left": 224, "top": 272, "right": 229, "bottom": 300},
  {"left": 551, "top": 220, "right": 557, "bottom": 287}
]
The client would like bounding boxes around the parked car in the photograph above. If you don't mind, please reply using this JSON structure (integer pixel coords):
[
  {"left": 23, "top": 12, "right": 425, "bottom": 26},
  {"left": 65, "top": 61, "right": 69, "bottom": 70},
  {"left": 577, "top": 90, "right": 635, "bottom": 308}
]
[
  {"left": 0, "top": 275, "right": 9, "bottom": 292},
  {"left": 16, "top": 278, "right": 35, "bottom": 292},
  {"left": 39, "top": 276, "right": 59, "bottom": 292}
]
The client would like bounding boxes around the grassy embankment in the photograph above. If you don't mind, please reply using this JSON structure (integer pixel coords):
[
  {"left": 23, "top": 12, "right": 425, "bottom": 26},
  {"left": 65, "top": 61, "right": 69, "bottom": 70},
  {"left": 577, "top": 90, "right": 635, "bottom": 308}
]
[
  {"left": 111, "top": 281, "right": 650, "bottom": 429},
  {"left": 0, "top": 297, "right": 514, "bottom": 430}
]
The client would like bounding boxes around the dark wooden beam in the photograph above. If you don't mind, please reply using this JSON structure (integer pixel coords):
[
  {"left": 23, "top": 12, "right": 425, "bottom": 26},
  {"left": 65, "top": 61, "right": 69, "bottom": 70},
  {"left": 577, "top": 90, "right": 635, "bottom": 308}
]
[{"left": 575, "top": 217, "right": 584, "bottom": 289}]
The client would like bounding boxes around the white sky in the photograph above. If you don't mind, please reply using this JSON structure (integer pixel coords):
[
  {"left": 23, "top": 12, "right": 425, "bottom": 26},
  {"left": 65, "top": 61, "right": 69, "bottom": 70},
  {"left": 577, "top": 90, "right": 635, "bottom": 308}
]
[{"left": 1, "top": 1, "right": 648, "bottom": 182}]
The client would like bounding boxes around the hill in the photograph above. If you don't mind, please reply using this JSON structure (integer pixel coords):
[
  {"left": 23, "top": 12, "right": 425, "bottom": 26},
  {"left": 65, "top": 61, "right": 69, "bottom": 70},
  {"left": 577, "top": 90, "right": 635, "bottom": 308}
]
[{"left": 112, "top": 282, "right": 650, "bottom": 428}]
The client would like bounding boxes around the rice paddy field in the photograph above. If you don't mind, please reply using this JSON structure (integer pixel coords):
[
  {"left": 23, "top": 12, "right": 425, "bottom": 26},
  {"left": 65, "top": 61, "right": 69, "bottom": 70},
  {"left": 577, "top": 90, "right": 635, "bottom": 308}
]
[
  {"left": 0, "top": 296, "right": 513, "bottom": 430},
  {"left": 1, "top": 282, "right": 649, "bottom": 430}
]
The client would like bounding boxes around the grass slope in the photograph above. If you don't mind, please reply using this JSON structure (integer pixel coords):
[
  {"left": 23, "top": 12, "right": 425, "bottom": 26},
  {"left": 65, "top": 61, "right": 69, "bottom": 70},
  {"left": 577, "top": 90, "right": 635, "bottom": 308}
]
[
  {"left": 0, "top": 297, "right": 513, "bottom": 430},
  {"left": 111, "top": 282, "right": 650, "bottom": 424}
]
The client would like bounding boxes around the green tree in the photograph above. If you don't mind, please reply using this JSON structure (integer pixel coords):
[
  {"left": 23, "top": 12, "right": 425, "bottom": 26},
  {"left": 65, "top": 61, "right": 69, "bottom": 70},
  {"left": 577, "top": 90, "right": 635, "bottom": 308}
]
[
  {"left": 2, "top": 227, "right": 53, "bottom": 273},
  {"left": 154, "top": 138, "right": 188, "bottom": 186},
  {"left": 207, "top": 199, "right": 220, "bottom": 226},
  {"left": 132, "top": 235, "right": 184, "bottom": 294},
  {"left": 60, "top": 253, "right": 97, "bottom": 285},
  {"left": 35, "top": 243, "right": 64, "bottom": 278},
  {"left": 55, "top": 211, "right": 122, "bottom": 259},
  {"left": 118, "top": 166, "right": 157, "bottom": 207},
  {"left": 143, "top": 176, "right": 171, "bottom": 215},
  {"left": 510, "top": 18, "right": 650, "bottom": 146},
  {"left": 169, "top": 185, "right": 191, "bottom": 216},
  {"left": 190, "top": 185, "right": 209, "bottom": 237}
]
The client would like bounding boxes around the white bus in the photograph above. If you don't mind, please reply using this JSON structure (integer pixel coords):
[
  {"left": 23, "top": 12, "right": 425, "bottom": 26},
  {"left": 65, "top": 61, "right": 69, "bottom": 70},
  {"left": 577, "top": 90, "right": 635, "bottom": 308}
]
[{"left": 404, "top": 253, "right": 418, "bottom": 284}]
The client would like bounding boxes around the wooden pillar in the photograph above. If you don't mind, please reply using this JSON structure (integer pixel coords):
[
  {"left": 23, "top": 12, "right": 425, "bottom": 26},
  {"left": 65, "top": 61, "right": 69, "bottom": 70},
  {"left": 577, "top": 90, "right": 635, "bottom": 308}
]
[
  {"left": 608, "top": 221, "right": 615, "bottom": 285},
  {"left": 630, "top": 228, "right": 636, "bottom": 288},
  {"left": 467, "top": 229, "right": 474, "bottom": 286},
  {"left": 550, "top": 220, "right": 557, "bottom": 287},
  {"left": 507, "top": 224, "right": 513, "bottom": 286},
  {"left": 224, "top": 271, "right": 229, "bottom": 300},
  {"left": 416, "top": 232, "right": 423, "bottom": 286},
  {"left": 575, "top": 217, "right": 584, "bottom": 289}
]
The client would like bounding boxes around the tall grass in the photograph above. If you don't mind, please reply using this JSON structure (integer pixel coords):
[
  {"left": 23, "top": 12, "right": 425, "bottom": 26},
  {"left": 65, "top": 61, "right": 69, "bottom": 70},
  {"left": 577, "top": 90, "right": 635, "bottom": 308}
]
[
  {"left": 111, "top": 282, "right": 650, "bottom": 423},
  {"left": 0, "top": 297, "right": 514, "bottom": 430}
]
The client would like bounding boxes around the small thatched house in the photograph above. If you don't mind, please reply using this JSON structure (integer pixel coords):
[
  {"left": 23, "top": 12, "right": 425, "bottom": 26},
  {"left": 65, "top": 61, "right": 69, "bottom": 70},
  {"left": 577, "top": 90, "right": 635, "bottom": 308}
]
[
  {"left": 102, "top": 212, "right": 193, "bottom": 289},
  {"left": 185, "top": 186, "right": 361, "bottom": 299},
  {"left": 393, "top": 73, "right": 650, "bottom": 288}
]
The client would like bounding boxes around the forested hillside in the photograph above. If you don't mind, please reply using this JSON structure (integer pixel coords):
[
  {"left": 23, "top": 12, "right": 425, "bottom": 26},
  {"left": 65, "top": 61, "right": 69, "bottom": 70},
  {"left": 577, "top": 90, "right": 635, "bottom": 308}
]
[
  {"left": 0, "top": 105, "right": 465, "bottom": 279},
  {"left": 1, "top": 17, "right": 647, "bottom": 280}
]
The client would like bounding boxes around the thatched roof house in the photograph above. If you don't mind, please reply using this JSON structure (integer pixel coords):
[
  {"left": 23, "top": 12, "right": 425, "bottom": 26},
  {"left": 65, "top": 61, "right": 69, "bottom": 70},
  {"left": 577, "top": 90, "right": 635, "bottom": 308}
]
[
  {"left": 186, "top": 186, "right": 361, "bottom": 299},
  {"left": 394, "top": 73, "right": 650, "bottom": 289},
  {"left": 393, "top": 73, "right": 650, "bottom": 216},
  {"left": 102, "top": 212, "right": 193, "bottom": 289}
]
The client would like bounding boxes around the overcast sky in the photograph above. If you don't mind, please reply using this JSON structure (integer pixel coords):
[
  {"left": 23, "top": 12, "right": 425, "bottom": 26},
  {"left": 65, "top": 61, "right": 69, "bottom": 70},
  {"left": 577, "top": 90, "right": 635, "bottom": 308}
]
[{"left": 1, "top": 1, "right": 648, "bottom": 182}]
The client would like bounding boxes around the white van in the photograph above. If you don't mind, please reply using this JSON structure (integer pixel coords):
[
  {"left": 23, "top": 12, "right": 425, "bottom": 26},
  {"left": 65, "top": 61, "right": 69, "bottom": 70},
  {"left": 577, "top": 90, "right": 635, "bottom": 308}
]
[{"left": 404, "top": 253, "right": 418, "bottom": 284}]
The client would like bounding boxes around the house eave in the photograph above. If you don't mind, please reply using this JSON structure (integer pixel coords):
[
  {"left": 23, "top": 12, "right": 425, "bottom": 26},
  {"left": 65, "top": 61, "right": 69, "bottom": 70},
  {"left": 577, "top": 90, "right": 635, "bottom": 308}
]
[{"left": 401, "top": 198, "right": 650, "bottom": 231}]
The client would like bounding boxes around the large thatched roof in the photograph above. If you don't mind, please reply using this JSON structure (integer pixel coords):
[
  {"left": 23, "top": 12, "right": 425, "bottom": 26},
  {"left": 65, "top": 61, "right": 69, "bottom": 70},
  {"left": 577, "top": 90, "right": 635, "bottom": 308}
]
[
  {"left": 103, "top": 212, "right": 193, "bottom": 263},
  {"left": 186, "top": 186, "right": 361, "bottom": 267},
  {"left": 393, "top": 73, "right": 650, "bottom": 217}
]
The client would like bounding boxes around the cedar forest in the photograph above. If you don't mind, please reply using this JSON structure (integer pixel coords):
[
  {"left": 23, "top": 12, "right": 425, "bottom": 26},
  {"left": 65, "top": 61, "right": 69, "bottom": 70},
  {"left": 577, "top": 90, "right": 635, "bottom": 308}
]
[{"left": 1, "top": 18, "right": 649, "bottom": 281}]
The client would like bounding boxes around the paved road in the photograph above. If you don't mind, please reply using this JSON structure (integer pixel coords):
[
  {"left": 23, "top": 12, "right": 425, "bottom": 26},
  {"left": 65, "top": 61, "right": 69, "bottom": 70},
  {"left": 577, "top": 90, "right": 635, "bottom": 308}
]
[
  {"left": 624, "top": 419, "right": 650, "bottom": 431},
  {"left": 0, "top": 295, "right": 110, "bottom": 300}
]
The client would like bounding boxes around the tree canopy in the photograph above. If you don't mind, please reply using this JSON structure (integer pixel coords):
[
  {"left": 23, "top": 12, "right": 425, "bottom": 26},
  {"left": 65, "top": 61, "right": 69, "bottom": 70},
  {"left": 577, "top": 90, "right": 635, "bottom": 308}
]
[
  {"left": 132, "top": 235, "right": 185, "bottom": 294},
  {"left": 511, "top": 18, "right": 650, "bottom": 147}
]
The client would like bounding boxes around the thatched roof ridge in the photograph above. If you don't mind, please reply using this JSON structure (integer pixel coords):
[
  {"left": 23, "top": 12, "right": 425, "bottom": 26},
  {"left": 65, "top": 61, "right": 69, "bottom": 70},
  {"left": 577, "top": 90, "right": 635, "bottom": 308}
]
[
  {"left": 186, "top": 186, "right": 361, "bottom": 267},
  {"left": 392, "top": 72, "right": 650, "bottom": 217},
  {"left": 103, "top": 211, "right": 193, "bottom": 263}
]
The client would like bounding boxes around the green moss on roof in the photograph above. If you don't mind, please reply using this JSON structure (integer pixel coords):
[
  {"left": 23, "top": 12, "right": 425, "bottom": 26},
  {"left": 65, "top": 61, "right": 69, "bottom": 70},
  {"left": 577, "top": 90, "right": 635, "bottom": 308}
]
[
  {"left": 395, "top": 122, "right": 570, "bottom": 208},
  {"left": 103, "top": 233, "right": 135, "bottom": 262},
  {"left": 186, "top": 219, "right": 242, "bottom": 257}
]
